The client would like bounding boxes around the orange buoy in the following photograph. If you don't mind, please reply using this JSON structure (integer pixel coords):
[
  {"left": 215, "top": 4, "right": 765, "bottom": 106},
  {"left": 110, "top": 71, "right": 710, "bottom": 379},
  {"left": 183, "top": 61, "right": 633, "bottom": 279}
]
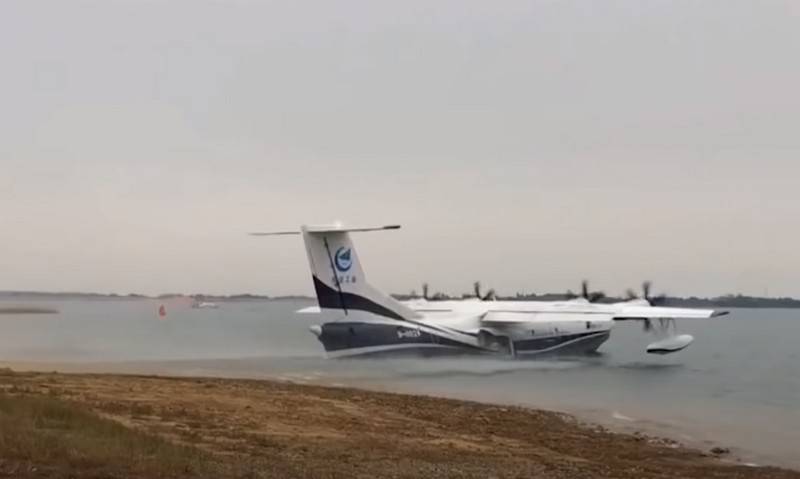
[{"left": 158, "top": 304, "right": 166, "bottom": 318}]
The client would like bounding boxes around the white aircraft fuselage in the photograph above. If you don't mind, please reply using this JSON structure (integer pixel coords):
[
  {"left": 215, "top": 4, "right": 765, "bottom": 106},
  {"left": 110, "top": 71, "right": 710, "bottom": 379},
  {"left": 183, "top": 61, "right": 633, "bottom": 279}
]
[{"left": 255, "top": 224, "right": 728, "bottom": 359}]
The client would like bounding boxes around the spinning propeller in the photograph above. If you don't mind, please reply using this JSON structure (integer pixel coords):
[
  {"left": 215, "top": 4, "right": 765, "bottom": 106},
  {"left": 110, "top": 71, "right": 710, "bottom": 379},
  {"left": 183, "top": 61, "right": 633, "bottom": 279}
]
[
  {"left": 473, "top": 281, "right": 496, "bottom": 301},
  {"left": 626, "top": 281, "right": 669, "bottom": 306},
  {"left": 581, "top": 280, "right": 606, "bottom": 303},
  {"left": 626, "top": 281, "right": 669, "bottom": 332},
  {"left": 420, "top": 282, "right": 448, "bottom": 300},
  {"left": 566, "top": 280, "right": 605, "bottom": 302}
]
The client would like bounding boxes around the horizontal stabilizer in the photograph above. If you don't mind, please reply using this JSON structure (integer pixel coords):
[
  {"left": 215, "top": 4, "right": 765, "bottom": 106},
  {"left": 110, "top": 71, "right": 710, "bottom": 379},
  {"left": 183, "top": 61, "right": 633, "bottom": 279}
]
[
  {"left": 250, "top": 224, "right": 400, "bottom": 236},
  {"left": 296, "top": 306, "right": 322, "bottom": 314},
  {"left": 249, "top": 231, "right": 300, "bottom": 236}
]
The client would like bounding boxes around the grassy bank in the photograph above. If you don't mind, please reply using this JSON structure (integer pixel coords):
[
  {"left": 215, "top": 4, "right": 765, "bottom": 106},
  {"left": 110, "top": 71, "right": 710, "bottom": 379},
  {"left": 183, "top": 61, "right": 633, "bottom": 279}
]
[
  {"left": 0, "top": 368, "right": 797, "bottom": 479},
  {"left": 0, "top": 390, "right": 215, "bottom": 477}
]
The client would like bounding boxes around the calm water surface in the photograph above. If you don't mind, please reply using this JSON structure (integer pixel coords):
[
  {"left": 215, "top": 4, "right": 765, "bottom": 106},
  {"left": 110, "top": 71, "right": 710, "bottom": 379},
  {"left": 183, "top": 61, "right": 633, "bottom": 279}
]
[{"left": 1, "top": 299, "right": 798, "bottom": 468}]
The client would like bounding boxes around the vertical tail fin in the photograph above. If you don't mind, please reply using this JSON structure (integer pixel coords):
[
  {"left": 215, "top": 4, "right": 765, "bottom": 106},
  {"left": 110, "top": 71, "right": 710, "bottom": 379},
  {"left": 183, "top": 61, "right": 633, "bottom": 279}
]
[
  {"left": 252, "top": 224, "right": 418, "bottom": 321},
  {"left": 301, "top": 225, "right": 419, "bottom": 320}
]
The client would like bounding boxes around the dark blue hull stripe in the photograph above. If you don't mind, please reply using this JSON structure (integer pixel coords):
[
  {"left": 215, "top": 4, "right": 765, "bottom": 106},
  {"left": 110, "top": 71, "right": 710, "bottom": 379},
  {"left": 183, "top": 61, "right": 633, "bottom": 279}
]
[
  {"left": 312, "top": 276, "right": 465, "bottom": 337},
  {"left": 313, "top": 276, "right": 404, "bottom": 320},
  {"left": 513, "top": 331, "right": 609, "bottom": 351},
  {"left": 317, "top": 322, "right": 478, "bottom": 353}
]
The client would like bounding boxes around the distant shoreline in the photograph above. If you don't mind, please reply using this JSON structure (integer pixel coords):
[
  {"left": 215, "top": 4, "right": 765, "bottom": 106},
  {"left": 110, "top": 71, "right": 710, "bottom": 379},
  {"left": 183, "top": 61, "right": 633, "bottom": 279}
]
[
  {"left": 0, "top": 306, "right": 59, "bottom": 314},
  {"left": 2, "top": 290, "right": 800, "bottom": 308},
  {"left": 0, "top": 291, "right": 305, "bottom": 302}
]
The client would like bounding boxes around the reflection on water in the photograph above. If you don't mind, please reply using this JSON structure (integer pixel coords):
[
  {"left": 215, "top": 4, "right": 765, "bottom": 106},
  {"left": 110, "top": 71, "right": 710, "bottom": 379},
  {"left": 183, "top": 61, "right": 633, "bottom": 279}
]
[{"left": 1, "top": 299, "right": 798, "bottom": 468}]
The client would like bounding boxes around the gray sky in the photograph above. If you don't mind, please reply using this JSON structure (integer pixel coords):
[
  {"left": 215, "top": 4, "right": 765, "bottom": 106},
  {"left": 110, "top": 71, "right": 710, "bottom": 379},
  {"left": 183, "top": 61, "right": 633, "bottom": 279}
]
[{"left": 1, "top": 0, "right": 799, "bottom": 297}]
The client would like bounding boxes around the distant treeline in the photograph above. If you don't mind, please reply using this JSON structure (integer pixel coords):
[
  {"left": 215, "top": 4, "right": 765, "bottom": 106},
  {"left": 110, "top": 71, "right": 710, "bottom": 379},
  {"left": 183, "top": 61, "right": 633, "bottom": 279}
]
[
  {"left": 0, "top": 306, "right": 59, "bottom": 314},
  {"left": 4, "top": 291, "right": 800, "bottom": 308},
  {"left": 653, "top": 294, "right": 800, "bottom": 309},
  {"left": 0, "top": 291, "right": 272, "bottom": 301}
]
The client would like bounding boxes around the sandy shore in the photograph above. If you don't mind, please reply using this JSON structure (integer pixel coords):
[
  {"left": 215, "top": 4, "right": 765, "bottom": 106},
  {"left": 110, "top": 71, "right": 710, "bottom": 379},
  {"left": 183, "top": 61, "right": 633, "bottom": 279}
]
[{"left": 0, "top": 368, "right": 797, "bottom": 479}]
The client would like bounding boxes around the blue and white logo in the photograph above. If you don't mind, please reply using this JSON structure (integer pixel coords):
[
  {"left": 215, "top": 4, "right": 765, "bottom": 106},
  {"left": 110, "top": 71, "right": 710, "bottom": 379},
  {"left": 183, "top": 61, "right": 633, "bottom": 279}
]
[{"left": 334, "top": 247, "right": 353, "bottom": 272}]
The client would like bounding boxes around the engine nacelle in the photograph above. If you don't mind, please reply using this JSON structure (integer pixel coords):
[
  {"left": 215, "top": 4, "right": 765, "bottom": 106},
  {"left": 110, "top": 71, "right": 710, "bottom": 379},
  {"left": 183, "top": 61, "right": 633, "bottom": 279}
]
[{"left": 646, "top": 334, "right": 694, "bottom": 355}]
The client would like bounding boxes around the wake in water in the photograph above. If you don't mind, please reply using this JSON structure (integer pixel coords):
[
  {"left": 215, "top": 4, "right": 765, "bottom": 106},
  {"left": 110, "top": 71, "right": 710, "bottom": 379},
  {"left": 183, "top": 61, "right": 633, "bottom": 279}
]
[{"left": 318, "top": 356, "right": 588, "bottom": 381}]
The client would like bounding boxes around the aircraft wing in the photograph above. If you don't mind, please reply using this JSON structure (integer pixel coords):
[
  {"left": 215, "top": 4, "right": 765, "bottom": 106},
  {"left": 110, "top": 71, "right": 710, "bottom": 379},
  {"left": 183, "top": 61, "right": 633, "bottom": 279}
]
[
  {"left": 480, "top": 312, "right": 535, "bottom": 324},
  {"left": 480, "top": 311, "right": 614, "bottom": 324},
  {"left": 613, "top": 306, "right": 728, "bottom": 320}
]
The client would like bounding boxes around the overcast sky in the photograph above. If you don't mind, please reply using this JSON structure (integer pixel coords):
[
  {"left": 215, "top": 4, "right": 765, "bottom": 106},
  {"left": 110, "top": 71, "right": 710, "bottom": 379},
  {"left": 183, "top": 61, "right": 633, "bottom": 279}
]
[{"left": 1, "top": 0, "right": 799, "bottom": 297}]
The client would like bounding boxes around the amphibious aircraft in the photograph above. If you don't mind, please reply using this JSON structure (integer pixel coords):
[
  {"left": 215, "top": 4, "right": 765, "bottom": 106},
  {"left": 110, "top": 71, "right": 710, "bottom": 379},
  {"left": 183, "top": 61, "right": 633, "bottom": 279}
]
[{"left": 252, "top": 224, "right": 728, "bottom": 359}]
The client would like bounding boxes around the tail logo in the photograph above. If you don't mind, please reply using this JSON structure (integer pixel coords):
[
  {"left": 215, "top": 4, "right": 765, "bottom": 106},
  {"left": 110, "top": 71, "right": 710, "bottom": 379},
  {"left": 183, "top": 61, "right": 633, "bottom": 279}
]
[{"left": 334, "top": 247, "right": 353, "bottom": 272}]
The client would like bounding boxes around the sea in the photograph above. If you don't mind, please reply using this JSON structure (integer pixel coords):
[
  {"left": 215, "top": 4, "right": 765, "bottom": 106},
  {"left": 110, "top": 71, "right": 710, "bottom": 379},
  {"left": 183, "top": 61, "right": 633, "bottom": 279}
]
[{"left": 0, "top": 298, "right": 798, "bottom": 468}]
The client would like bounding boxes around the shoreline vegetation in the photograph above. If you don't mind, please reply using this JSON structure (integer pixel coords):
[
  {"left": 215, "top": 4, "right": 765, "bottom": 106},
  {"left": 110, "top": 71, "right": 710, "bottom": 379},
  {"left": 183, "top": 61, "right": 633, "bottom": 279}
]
[
  {"left": 3, "top": 290, "right": 800, "bottom": 308},
  {"left": 0, "top": 307, "right": 58, "bottom": 315},
  {"left": 1, "top": 369, "right": 798, "bottom": 479}
]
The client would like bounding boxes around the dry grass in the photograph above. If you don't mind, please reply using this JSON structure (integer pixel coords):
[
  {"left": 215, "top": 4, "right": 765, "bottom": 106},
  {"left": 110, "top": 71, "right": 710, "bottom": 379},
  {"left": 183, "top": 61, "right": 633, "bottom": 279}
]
[{"left": 0, "top": 392, "right": 215, "bottom": 478}]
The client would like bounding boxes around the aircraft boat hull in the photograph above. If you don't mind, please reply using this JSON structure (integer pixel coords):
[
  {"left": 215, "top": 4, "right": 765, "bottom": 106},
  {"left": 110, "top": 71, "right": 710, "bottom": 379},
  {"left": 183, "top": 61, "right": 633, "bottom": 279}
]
[
  {"left": 313, "top": 322, "right": 610, "bottom": 359},
  {"left": 513, "top": 330, "right": 611, "bottom": 357}
]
